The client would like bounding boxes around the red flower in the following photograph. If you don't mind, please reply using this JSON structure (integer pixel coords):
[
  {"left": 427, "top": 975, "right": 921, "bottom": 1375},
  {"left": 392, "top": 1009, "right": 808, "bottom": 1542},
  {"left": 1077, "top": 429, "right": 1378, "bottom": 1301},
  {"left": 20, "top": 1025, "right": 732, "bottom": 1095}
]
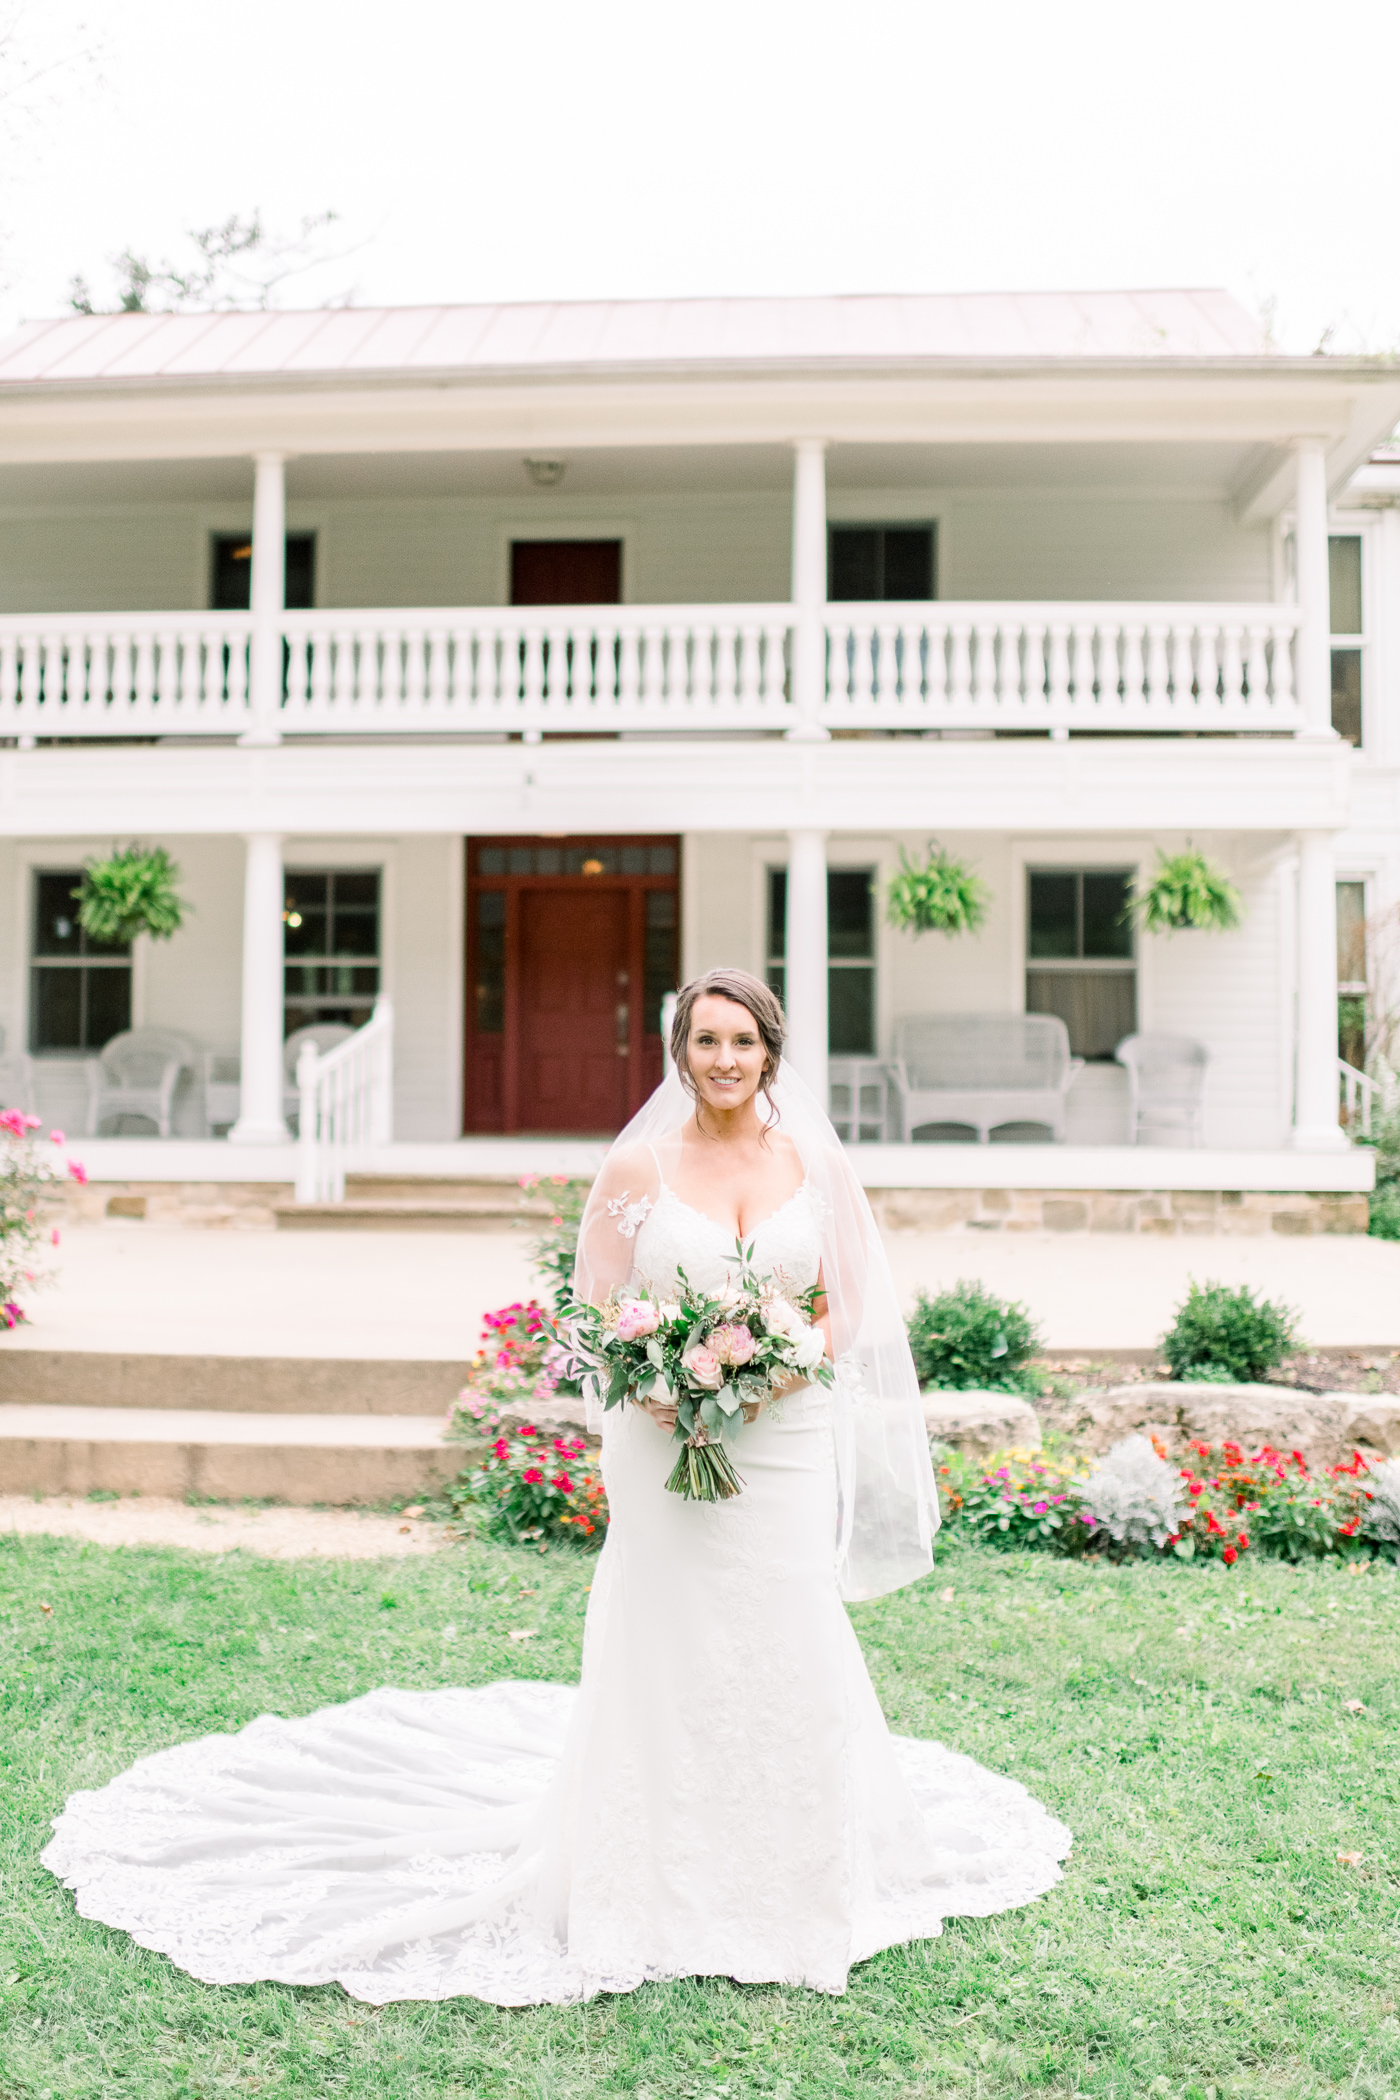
[
  {"left": 1222, "top": 1547, "right": 1237, "bottom": 1565},
  {"left": 1236, "top": 1533, "right": 1250, "bottom": 1550},
  {"left": 1188, "top": 1483, "right": 1204, "bottom": 1498},
  {"left": 551, "top": 1473, "right": 573, "bottom": 1493},
  {"left": 522, "top": 1467, "right": 544, "bottom": 1485},
  {"left": 493, "top": 1438, "right": 509, "bottom": 1459}
]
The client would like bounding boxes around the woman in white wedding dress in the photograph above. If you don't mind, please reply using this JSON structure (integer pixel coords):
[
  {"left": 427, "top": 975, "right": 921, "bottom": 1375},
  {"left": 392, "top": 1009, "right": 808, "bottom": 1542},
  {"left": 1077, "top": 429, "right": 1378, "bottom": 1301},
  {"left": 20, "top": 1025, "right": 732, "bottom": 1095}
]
[{"left": 41, "top": 969, "right": 1070, "bottom": 2006}]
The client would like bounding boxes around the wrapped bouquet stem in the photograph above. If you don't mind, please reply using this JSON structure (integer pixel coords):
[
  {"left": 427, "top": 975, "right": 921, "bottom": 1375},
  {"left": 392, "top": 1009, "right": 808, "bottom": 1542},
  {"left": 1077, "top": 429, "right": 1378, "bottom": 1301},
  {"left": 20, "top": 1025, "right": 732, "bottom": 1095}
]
[{"left": 554, "top": 1239, "right": 832, "bottom": 1503}]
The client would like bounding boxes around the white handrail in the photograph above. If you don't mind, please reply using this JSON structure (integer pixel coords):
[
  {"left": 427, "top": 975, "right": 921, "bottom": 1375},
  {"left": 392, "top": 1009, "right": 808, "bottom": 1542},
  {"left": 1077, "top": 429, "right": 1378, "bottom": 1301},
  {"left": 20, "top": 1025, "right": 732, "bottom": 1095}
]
[
  {"left": 1338, "top": 1056, "right": 1378, "bottom": 1139},
  {"left": 824, "top": 601, "right": 1303, "bottom": 732},
  {"left": 0, "top": 598, "right": 1310, "bottom": 739},
  {"left": 295, "top": 998, "right": 394, "bottom": 1203}
]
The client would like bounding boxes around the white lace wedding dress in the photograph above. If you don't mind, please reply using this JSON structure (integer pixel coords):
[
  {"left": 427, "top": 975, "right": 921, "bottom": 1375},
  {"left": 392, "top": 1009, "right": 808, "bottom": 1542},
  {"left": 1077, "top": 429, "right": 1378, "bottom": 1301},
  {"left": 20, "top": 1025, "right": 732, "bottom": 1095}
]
[{"left": 41, "top": 1180, "right": 1071, "bottom": 2005}]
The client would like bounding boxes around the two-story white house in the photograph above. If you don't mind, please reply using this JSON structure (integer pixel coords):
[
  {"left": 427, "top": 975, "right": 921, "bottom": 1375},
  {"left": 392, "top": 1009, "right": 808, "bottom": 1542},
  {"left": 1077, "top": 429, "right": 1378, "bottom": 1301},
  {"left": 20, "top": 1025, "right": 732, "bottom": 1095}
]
[{"left": 1, "top": 288, "right": 1395, "bottom": 1229}]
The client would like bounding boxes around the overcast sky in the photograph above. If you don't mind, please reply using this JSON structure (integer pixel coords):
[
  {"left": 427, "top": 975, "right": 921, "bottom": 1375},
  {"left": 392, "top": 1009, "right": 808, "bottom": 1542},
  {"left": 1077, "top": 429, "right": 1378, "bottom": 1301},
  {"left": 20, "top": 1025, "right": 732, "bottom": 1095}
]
[{"left": 2, "top": 0, "right": 1396, "bottom": 354}]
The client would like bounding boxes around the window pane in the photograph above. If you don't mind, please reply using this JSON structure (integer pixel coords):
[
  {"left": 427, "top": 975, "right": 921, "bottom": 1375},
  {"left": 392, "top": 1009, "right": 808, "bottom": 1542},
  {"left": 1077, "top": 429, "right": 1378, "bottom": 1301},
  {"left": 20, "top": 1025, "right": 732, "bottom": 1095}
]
[
  {"left": 31, "top": 965, "right": 83, "bottom": 1050},
  {"left": 643, "top": 890, "right": 678, "bottom": 1033},
  {"left": 34, "top": 871, "right": 84, "bottom": 956},
  {"left": 620, "top": 846, "right": 648, "bottom": 875},
  {"left": 882, "top": 527, "right": 934, "bottom": 601},
  {"left": 1329, "top": 536, "right": 1362, "bottom": 636},
  {"left": 476, "top": 890, "right": 505, "bottom": 1034},
  {"left": 1081, "top": 872, "right": 1133, "bottom": 959},
  {"left": 1026, "top": 968, "right": 1135, "bottom": 1061},
  {"left": 1028, "top": 872, "right": 1078, "bottom": 959},
  {"left": 767, "top": 867, "right": 787, "bottom": 960},
  {"left": 1337, "top": 881, "right": 1367, "bottom": 987},
  {"left": 829, "top": 966, "right": 875, "bottom": 1055},
  {"left": 333, "top": 871, "right": 378, "bottom": 910},
  {"left": 535, "top": 847, "right": 562, "bottom": 875},
  {"left": 479, "top": 848, "right": 506, "bottom": 876},
  {"left": 1331, "top": 649, "right": 1362, "bottom": 746},
  {"left": 829, "top": 528, "right": 882, "bottom": 601},
  {"left": 648, "top": 845, "right": 677, "bottom": 875},
  {"left": 85, "top": 965, "right": 133, "bottom": 1048},
  {"left": 827, "top": 868, "right": 874, "bottom": 958},
  {"left": 284, "top": 533, "right": 316, "bottom": 611}
]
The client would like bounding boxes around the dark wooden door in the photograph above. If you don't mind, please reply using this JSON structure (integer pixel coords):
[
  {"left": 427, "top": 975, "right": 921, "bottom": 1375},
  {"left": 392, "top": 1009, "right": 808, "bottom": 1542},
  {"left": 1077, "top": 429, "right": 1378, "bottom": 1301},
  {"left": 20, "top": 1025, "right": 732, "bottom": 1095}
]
[
  {"left": 510, "top": 539, "right": 622, "bottom": 606},
  {"left": 518, "top": 888, "right": 630, "bottom": 1130}
]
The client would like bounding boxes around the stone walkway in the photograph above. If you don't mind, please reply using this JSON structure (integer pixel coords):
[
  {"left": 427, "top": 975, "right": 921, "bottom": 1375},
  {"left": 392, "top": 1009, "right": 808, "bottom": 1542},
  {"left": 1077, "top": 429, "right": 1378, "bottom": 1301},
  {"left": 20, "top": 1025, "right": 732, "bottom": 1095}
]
[{"left": 6, "top": 1218, "right": 1399, "bottom": 1357}]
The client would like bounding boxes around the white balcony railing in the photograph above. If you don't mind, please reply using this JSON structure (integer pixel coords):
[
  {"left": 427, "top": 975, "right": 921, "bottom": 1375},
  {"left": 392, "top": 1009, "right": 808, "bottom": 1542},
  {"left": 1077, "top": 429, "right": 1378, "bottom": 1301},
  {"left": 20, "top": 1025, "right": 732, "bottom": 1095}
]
[{"left": 0, "top": 600, "right": 1304, "bottom": 740}]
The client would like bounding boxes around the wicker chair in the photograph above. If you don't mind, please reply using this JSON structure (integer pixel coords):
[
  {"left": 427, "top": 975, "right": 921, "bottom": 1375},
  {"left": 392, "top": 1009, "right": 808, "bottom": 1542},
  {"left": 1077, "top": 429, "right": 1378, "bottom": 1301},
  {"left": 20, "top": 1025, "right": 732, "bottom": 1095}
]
[
  {"left": 1115, "top": 1033, "right": 1209, "bottom": 1146},
  {"left": 84, "top": 1029, "right": 195, "bottom": 1137}
]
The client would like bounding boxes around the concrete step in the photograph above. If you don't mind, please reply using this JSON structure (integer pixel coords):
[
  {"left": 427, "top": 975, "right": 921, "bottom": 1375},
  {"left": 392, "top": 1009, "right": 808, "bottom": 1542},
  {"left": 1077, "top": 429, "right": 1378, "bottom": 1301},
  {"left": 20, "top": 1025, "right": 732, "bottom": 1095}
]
[
  {"left": 0, "top": 1351, "right": 472, "bottom": 1416},
  {"left": 0, "top": 1404, "right": 472, "bottom": 1504}
]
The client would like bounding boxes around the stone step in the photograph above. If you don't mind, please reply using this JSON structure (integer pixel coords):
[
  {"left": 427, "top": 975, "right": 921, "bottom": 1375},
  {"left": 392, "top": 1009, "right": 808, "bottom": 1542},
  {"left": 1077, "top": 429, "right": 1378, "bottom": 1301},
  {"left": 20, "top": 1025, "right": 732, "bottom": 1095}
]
[
  {"left": 0, "top": 1404, "right": 472, "bottom": 1504},
  {"left": 0, "top": 1351, "right": 472, "bottom": 1416},
  {"left": 272, "top": 1199, "right": 524, "bottom": 1231}
]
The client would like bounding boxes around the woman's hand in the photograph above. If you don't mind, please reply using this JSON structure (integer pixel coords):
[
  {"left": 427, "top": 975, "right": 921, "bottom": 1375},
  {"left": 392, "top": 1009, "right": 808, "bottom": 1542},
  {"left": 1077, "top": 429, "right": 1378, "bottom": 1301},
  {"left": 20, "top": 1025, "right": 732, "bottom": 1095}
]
[{"left": 639, "top": 1395, "right": 678, "bottom": 1431}]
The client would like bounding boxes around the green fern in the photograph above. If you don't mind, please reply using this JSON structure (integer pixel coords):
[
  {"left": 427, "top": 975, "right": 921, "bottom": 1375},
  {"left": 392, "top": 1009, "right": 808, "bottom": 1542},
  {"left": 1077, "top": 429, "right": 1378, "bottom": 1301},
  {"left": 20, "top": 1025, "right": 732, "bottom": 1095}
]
[
  {"left": 75, "top": 845, "right": 188, "bottom": 946},
  {"left": 1126, "top": 849, "right": 1242, "bottom": 935},
  {"left": 886, "top": 842, "right": 991, "bottom": 937}
]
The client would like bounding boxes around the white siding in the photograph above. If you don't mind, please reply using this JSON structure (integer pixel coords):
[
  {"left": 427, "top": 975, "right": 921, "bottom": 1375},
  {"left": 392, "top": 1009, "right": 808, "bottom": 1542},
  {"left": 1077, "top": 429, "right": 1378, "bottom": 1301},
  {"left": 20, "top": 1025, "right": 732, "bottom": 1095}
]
[{"left": 0, "top": 487, "right": 1274, "bottom": 614}]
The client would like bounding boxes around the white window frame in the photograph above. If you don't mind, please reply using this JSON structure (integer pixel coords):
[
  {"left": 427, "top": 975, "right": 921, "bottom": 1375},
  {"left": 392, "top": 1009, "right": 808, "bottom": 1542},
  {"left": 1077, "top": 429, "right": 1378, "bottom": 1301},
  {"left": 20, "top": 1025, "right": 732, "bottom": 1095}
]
[
  {"left": 1008, "top": 838, "right": 1155, "bottom": 1033},
  {"left": 1327, "top": 518, "right": 1372, "bottom": 753},
  {"left": 14, "top": 844, "right": 148, "bottom": 1059}
]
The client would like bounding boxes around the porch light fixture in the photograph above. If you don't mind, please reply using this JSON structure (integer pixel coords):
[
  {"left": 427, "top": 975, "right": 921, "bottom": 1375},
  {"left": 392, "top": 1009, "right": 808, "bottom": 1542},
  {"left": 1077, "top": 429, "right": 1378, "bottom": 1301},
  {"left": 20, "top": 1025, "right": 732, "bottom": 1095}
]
[
  {"left": 581, "top": 858, "right": 604, "bottom": 876},
  {"left": 283, "top": 909, "right": 303, "bottom": 929},
  {"left": 523, "top": 458, "right": 565, "bottom": 488}
]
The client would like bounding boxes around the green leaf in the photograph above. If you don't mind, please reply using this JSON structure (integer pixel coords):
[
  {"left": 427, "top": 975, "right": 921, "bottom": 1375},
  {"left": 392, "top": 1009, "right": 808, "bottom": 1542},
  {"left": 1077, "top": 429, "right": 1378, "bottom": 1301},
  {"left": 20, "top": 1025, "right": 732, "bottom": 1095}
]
[
  {"left": 886, "top": 841, "right": 991, "bottom": 938},
  {"left": 75, "top": 844, "right": 189, "bottom": 945},
  {"left": 1125, "top": 849, "right": 1243, "bottom": 936}
]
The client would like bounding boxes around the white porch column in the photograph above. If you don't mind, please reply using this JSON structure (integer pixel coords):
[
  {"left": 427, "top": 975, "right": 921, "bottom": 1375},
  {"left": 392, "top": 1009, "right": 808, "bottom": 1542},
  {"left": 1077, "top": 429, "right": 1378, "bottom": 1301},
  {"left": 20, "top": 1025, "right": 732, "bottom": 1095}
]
[
  {"left": 785, "top": 828, "right": 829, "bottom": 1105},
  {"left": 229, "top": 832, "right": 289, "bottom": 1144},
  {"left": 1293, "top": 438, "right": 1336, "bottom": 742},
  {"left": 787, "top": 438, "right": 830, "bottom": 741},
  {"left": 240, "top": 452, "right": 286, "bottom": 748},
  {"left": 1292, "top": 828, "right": 1346, "bottom": 1151}
]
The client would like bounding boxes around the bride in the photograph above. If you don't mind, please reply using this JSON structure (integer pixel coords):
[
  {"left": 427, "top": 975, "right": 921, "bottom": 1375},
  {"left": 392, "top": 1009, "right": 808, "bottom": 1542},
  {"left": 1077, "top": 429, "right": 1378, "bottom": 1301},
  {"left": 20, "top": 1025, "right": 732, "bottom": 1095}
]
[{"left": 42, "top": 967, "right": 1070, "bottom": 2007}]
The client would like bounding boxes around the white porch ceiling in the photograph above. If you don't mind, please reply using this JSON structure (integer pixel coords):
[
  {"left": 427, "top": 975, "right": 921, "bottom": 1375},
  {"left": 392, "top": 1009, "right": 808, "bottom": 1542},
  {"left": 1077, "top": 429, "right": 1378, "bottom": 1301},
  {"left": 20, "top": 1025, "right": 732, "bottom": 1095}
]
[{"left": 0, "top": 436, "right": 1278, "bottom": 509}]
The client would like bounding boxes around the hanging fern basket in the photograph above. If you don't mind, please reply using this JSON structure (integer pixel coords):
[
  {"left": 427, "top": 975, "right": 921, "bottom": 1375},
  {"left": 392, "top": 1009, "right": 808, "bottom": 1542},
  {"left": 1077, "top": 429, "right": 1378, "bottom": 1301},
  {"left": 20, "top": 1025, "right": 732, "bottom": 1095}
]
[
  {"left": 886, "top": 843, "right": 991, "bottom": 937},
  {"left": 1126, "top": 850, "right": 1243, "bottom": 935},
  {"left": 75, "top": 846, "right": 189, "bottom": 947}
]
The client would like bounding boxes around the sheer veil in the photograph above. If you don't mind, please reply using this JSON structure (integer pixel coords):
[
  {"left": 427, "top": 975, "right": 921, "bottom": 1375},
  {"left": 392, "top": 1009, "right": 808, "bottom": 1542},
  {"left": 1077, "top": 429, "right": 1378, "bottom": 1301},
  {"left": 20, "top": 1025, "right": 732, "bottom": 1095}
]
[{"left": 572, "top": 1063, "right": 940, "bottom": 1603}]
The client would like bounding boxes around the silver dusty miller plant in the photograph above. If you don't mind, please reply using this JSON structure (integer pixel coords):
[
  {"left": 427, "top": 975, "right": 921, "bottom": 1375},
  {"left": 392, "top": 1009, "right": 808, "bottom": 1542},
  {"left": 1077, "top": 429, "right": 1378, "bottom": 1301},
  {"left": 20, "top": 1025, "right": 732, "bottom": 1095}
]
[
  {"left": 1363, "top": 1458, "right": 1400, "bottom": 1559},
  {"left": 1081, "top": 1435, "right": 1186, "bottom": 1554}
]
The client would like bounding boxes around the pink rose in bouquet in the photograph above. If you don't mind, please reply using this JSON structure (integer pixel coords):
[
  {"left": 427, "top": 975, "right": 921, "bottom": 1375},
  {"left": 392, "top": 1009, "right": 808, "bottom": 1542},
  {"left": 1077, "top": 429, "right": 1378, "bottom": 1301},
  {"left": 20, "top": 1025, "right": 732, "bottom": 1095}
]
[
  {"left": 682, "top": 1342, "right": 723, "bottom": 1389},
  {"left": 708, "top": 1322, "right": 756, "bottom": 1367}
]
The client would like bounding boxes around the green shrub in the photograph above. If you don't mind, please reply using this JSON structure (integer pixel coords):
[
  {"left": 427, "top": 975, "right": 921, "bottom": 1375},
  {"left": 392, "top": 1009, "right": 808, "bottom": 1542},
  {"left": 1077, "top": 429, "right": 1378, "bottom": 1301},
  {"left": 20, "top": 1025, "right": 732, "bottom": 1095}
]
[
  {"left": 76, "top": 844, "right": 188, "bottom": 945},
  {"left": 907, "top": 1279, "right": 1043, "bottom": 1391},
  {"left": 1161, "top": 1280, "right": 1297, "bottom": 1384},
  {"left": 1369, "top": 1181, "right": 1400, "bottom": 1242}
]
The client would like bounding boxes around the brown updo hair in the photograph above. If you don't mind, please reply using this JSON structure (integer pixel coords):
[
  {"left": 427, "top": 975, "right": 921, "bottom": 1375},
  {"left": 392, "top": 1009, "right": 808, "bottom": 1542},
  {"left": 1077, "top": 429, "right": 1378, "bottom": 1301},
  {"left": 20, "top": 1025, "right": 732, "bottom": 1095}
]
[{"left": 670, "top": 968, "right": 785, "bottom": 1127}]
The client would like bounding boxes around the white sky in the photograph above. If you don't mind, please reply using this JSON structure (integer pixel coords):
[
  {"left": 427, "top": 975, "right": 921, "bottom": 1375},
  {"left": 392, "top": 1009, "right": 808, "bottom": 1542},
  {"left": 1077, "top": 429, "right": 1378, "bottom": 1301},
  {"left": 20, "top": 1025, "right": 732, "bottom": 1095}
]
[{"left": 2, "top": 0, "right": 1398, "bottom": 355}]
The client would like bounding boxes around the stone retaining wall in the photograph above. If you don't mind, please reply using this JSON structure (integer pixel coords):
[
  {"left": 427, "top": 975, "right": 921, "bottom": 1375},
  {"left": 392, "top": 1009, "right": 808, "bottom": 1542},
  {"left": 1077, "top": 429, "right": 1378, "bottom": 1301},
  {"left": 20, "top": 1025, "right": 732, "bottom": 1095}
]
[
  {"left": 60, "top": 1182, "right": 292, "bottom": 1229},
  {"left": 868, "top": 1187, "right": 1370, "bottom": 1235}
]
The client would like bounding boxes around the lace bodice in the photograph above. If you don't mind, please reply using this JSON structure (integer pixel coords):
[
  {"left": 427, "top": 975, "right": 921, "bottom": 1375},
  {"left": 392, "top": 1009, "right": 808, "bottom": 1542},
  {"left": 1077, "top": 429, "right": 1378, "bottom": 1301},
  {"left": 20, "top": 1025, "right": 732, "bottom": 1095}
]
[{"left": 627, "top": 1179, "right": 823, "bottom": 1302}]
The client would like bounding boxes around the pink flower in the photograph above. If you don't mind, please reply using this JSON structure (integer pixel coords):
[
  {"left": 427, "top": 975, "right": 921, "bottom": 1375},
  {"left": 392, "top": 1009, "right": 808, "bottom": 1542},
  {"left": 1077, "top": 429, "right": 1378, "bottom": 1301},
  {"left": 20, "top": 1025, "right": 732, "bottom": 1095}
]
[
  {"left": 522, "top": 1467, "right": 544, "bottom": 1485},
  {"left": 68, "top": 1161, "right": 88, "bottom": 1185},
  {"left": 49, "top": 1129, "right": 65, "bottom": 1145},
  {"left": 708, "top": 1322, "right": 756, "bottom": 1367},
  {"left": 51, "top": 1230, "right": 60, "bottom": 1246},
  {"left": 616, "top": 1298, "right": 662, "bottom": 1342},
  {"left": 682, "top": 1343, "right": 723, "bottom": 1390},
  {"left": 1032, "top": 1500, "right": 1049, "bottom": 1515},
  {"left": 493, "top": 1438, "right": 510, "bottom": 1459}
]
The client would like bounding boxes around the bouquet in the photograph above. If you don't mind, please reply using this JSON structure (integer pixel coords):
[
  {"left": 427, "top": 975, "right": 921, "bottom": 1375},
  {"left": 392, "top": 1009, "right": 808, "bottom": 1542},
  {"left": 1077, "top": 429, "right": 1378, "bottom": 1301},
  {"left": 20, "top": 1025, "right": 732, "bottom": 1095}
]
[{"left": 556, "top": 1239, "right": 833, "bottom": 1503}]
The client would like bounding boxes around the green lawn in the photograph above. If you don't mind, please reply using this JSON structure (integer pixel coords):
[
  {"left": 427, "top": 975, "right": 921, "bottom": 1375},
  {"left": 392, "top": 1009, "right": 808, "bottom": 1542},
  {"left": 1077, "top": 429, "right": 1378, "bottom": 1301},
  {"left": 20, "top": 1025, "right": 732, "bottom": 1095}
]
[{"left": 1, "top": 1528, "right": 1397, "bottom": 2100}]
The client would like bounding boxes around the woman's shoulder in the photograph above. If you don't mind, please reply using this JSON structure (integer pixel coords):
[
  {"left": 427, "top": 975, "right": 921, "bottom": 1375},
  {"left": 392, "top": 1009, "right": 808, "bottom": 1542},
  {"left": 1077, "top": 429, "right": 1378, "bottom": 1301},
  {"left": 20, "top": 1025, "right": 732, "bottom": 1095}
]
[{"left": 591, "top": 1141, "right": 662, "bottom": 1201}]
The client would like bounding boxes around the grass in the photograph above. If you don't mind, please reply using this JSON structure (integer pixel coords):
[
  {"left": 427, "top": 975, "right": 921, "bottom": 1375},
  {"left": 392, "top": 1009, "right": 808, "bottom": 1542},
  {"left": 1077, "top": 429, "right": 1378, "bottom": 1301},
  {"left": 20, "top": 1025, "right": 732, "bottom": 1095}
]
[{"left": 1, "top": 1531, "right": 1397, "bottom": 2100}]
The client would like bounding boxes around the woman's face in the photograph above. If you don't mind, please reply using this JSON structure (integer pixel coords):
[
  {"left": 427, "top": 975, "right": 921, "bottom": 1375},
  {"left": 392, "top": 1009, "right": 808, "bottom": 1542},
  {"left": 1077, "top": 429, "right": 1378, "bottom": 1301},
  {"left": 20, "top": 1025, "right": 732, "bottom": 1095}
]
[{"left": 686, "top": 994, "right": 769, "bottom": 1114}]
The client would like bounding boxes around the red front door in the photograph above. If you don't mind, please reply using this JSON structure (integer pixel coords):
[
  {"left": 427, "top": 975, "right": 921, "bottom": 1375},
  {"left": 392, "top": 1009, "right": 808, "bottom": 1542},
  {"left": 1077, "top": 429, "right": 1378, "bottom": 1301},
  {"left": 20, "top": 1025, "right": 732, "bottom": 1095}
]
[{"left": 518, "top": 888, "right": 630, "bottom": 1132}]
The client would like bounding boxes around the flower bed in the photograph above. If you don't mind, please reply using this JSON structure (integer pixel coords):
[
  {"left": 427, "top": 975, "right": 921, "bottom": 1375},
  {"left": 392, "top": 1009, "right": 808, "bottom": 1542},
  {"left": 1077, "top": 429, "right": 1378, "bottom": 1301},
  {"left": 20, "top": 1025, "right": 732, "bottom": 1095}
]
[
  {"left": 936, "top": 1431, "right": 1400, "bottom": 1567},
  {"left": 446, "top": 1302, "right": 606, "bottom": 1549}
]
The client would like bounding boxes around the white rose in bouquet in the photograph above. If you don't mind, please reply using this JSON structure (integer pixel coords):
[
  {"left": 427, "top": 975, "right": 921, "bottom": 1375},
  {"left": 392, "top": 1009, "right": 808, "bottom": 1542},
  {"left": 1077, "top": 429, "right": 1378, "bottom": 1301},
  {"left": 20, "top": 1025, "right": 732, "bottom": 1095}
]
[
  {"left": 762, "top": 1295, "right": 805, "bottom": 1343},
  {"left": 792, "top": 1325, "right": 828, "bottom": 1371}
]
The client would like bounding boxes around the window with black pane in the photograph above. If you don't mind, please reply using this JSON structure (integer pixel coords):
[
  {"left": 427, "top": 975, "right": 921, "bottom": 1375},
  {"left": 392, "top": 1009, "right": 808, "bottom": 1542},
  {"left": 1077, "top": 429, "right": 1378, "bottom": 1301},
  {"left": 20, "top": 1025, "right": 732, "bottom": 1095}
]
[
  {"left": 766, "top": 866, "right": 876, "bottom": 1055},
  {"left": 283, "top": 869, "right": 380, "bottom": 1034},
  {"left": 29, "top": 869, "right": 132, "bottom": 1052},
  {"left": 1329, "top": 535, "right": 1363, "bottom": 747},
  {"left": 1025, "top": 867, "right": 1135, "bottom": 1061},
  {"left": 829, "top": 525, "right": 935, "bottom": 602},
  {"left": 212, "top": 532, "right": 316, "bottom": 611}
]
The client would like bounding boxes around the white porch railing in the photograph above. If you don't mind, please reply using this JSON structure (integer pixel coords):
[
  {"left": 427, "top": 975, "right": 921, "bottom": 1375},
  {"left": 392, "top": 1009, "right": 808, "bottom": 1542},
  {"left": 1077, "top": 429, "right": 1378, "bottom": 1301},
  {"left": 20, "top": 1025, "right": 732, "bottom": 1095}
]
[
  {"left": 295, "top": 997, "right": 393, "bottom": 1203},
  {"left": 0, "top": 600, "right": 1303, "bottom": 739},
  {"left": 1339, "top": 1056, "right": 1379, "bottom": 1140},
  {"left": 825, "top": 603, "right": 1303, "bottom": 732}
]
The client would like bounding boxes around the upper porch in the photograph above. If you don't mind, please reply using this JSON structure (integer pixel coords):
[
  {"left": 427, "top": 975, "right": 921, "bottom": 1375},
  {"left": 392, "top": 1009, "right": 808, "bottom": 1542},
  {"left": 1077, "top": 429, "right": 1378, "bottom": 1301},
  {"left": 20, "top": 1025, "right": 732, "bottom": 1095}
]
[{"left": 1, "top": 292, "right": 1398, "bottom": 754}]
